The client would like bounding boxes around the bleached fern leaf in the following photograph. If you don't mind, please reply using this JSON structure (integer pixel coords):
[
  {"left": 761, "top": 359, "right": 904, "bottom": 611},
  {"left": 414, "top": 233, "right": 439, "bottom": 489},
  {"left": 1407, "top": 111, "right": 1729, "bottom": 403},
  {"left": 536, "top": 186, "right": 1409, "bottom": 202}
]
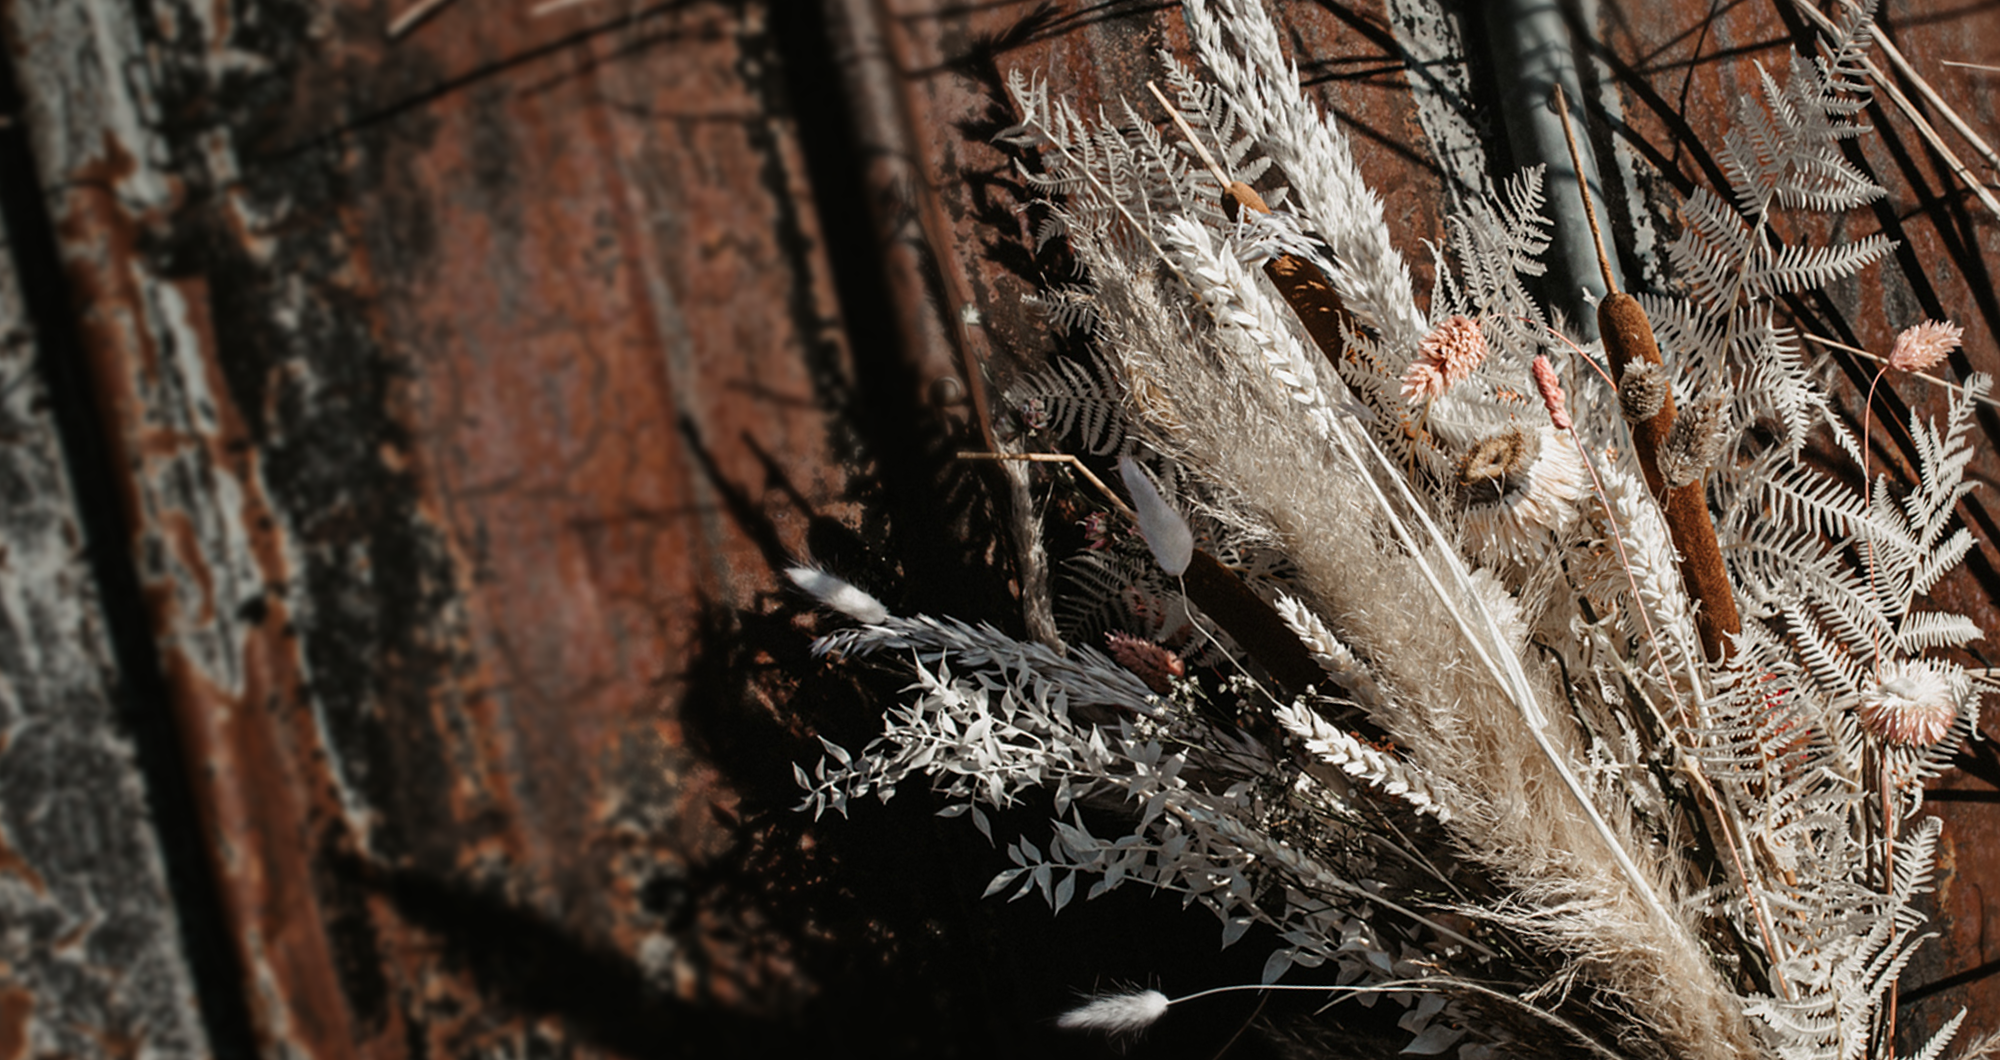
[{"left": 1008, "top": 352, "right": 1129, "bottom": 455}]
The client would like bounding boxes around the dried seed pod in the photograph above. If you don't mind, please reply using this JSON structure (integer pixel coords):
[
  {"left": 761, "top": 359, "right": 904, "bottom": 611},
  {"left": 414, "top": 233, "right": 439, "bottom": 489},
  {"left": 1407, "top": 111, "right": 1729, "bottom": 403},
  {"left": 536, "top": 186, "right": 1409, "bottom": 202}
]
[
  {"left": 1456, "top": 424, "right": 1543, "bottom": 506},
  {"left": 1618, "top": 360, "right": 1669, "bottom": 423},
  {"left": 1658, "top": 397, "right": 1729, "bottom": 489}
]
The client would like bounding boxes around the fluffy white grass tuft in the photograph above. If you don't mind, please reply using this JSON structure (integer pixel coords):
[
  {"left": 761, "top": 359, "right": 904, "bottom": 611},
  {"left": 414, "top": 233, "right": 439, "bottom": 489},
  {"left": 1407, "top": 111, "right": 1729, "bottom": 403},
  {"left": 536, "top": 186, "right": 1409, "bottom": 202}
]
[
  {"left": 785, "top": 567, "right": 890, "bottom": 625},
  {"left": 1056, "top": 989, "right": 1171, "bottom": 1036}
]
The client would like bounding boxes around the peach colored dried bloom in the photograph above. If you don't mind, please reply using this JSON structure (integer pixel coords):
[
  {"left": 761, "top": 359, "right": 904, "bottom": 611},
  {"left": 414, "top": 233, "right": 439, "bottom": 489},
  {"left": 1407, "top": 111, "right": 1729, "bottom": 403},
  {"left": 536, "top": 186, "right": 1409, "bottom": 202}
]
[
  {"left": 1401, "top": 315, "right": 1486, "bottom": 402},
  {"left": 1859, "top": 661, "right": 1961, "bottom": 748},
  {"left": 1532, "top": 355, "right": 1571, "bottom": 430},
  {"left": 1887, "top": 320, "right": 1963, "bottom": 372},
  {"left": 1400, "top": 360, "right": 1446, "bottom": 402},
  {"left": 1105, "top": 632, "right": 1184, "bottom": 695}
]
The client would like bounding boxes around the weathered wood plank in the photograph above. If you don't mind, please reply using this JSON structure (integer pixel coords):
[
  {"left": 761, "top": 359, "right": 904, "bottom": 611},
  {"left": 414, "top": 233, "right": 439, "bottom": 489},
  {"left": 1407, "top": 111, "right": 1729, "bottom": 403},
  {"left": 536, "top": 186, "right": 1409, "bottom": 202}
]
[{"left": 0, "top": 203, "right": 211, "bottom": 1060}]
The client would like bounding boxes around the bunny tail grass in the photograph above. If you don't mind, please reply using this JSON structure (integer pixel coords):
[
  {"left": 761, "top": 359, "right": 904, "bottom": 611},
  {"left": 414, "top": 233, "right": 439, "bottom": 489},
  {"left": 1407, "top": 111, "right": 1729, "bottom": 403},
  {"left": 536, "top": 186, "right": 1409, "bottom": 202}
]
[
  {"left": 785, "top": 567, "right": 890, "bottom": 624},
  {"left": 1056, "top": 989, "right": 1171, "bottom": 1036}
]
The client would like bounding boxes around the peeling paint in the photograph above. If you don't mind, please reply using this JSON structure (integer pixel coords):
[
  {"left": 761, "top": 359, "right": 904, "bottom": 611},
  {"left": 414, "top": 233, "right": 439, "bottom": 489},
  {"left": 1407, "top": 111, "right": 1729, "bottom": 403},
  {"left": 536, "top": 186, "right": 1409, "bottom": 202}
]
[{"left": 0, "top": 205, "right": 209, "bottom": 1060}]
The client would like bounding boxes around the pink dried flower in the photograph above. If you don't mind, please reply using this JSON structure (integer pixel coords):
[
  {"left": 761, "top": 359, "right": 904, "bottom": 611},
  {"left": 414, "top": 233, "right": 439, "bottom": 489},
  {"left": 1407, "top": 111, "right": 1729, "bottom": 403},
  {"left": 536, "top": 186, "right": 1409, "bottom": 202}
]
[
  {"left": 1887, "top": 320, "right": 1963, "bottom": 372},
  {"left": 1105, "top": 632, "right": 1185, "bottom": 695},
  {"left": 1858, "top": 661, "right": 1962, "bottom": 748},
  {"left": 1400, "top": 315, "right": 1487, "bottom": 402},
  {"left": 1399, "top": 360, "right": 1445, "bottom": 402},
  {"left": 1532, "top": 355, "right": 1571, "bottom": 430}
]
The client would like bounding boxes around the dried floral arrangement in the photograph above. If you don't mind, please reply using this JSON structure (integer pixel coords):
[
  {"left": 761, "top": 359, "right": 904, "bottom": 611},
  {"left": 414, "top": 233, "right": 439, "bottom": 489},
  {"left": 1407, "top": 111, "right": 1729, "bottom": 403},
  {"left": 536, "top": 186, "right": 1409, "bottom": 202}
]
[{"left": 783, "top": 1, "right": 1998, "bottom": 1057}]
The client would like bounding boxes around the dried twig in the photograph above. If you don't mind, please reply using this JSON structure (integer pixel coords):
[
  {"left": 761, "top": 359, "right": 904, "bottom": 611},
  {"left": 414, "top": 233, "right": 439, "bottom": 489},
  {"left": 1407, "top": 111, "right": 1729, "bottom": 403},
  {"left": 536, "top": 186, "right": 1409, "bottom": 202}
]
[
  {"left": 387, "top": 0, "right": 462, "bottom": 38},
  {"left": 956, "top": 451, "right": 1130, "bottom": 517}
]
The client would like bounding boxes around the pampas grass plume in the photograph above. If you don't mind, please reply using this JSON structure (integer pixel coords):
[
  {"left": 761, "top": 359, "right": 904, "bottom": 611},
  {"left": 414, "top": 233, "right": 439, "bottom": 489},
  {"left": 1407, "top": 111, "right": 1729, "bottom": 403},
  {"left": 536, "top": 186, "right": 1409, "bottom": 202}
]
[
  {"left": 1119, "top": 456, "right": 1194, "bottom": 575},
  {"left": 1057, "top": 989, "right": 1171, "bottom": 1036},
  {"left": 785, "top": 567, "right": 890, "bottom": 624}
]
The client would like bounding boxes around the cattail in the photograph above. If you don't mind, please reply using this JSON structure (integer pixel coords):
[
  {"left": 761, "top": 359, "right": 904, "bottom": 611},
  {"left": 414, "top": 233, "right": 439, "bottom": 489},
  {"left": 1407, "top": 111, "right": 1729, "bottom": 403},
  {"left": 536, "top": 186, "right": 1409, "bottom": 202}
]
[
  {"left": 1401, "top": 315, "right": 1487, "bottom": 402},
  {"left": 786, "top": 567, "right": 890, "bottom": 624},
  {"left": 1619, "top": 360, "right": 1669, "bottom": 423},
  {"left": 1532, "top": 355, "right": 1571, "bottom": 430},
  {"left": 1658, "top": 397, "right": 1729, "bottom": 489},
  {"left": 1105, "top": 632, "right": 1185, "bottom": 695},
  {"left": 1859, "top": 662, "right": 1962, "bottom": 748},
  {"left": 1887, "top": 320, "right": 1963, "bottom": 372},
  {"left": 1056, "top": 989, "right": 1171, "bottom": 1037}
]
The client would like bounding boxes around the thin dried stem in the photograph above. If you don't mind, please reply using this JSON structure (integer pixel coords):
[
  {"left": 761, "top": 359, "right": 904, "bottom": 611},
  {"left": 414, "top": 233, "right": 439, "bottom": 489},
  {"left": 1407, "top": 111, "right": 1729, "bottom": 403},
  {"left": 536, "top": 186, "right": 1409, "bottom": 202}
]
[
  {"left": 1551, "top": 84, "right": 1619, "bottom": 295},
  {"left": 1799, "top": 332, "right": 2000, "bottom": 409},
  {"left": 1147, "top": 81, "right": 1233, "bottom": 188},
  {"left": 956, "top": 451, "right": 1132, "bottom": 517},
  {"left": 388, "top": 0, "right": 461, "bottom": 38}
]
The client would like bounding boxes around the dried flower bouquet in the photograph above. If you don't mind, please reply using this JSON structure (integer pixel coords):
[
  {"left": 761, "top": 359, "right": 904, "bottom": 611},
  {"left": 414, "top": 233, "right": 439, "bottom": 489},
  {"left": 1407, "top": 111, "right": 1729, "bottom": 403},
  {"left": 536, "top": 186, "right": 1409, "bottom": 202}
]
[{"left": 786, "top": 1, "right": 1995, "bottom": 1057}]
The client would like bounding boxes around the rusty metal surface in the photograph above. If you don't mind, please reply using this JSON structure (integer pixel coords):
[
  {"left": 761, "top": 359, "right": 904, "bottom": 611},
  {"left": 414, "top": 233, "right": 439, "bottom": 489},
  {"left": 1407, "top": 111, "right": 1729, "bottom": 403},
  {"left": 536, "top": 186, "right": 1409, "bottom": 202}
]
[
  {"left": 3, "top": 1, "right": 870, "bottom": 1056},
  {"left": 2, "top": 0, "right": 1998, "bottom": 1057},
  {"left": 0, "top": 202, "right": 212, "bottom": 1058}
]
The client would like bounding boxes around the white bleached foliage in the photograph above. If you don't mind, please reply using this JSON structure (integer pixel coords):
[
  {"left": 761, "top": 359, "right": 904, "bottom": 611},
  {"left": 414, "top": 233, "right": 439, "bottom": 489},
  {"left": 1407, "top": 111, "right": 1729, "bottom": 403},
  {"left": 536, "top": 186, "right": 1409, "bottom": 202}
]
[{"left": 788, "top": 2, "right": 1986, "bottom": 1057}]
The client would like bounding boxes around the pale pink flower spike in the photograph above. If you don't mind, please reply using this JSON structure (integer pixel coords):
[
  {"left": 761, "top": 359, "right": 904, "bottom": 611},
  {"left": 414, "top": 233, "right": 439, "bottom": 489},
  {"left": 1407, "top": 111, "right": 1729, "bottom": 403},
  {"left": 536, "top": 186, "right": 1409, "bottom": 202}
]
[
  {"left": 1532, "top": 355, "right": 1572, "bottom": 430},
  {"left": 1886, "top": 320, "right": 1963, "bottom": 373}
]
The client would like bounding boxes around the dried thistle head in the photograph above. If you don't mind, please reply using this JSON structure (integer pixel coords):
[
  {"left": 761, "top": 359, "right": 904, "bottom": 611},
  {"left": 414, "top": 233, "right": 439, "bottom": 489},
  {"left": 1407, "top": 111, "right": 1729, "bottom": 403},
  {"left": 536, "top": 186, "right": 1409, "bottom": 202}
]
[
  {"left": 1859, "top": 661, "right": 1963, "bottom": 748},
  {"left": 1658, "top": 397, "right": 1729, "bottom": 489},
  {"left": 1887, "top": 320, "right": 1964, "bottom": 373},
  {"left": 1618, "top": 361, "right": 1669, "bottom": 423},
  {"left": 1401, "top": 315, "right": 1487, "bottom": 402}
]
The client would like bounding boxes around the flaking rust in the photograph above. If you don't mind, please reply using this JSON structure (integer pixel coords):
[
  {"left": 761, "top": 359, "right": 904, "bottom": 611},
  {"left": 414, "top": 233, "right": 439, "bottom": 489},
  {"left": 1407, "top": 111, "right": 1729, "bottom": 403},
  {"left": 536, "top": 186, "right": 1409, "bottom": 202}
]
[
  {"left": 0, "top": 205, "right": 210, "bottom": 1059},
  {"left": 7, "top": 0, "right": 869, "bottom": 1056}
]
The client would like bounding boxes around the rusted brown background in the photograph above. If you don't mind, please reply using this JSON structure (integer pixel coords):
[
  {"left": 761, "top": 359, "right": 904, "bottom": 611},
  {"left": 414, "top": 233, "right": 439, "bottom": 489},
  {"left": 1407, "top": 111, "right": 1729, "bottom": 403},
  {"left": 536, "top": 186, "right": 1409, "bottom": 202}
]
[{"left": 0, "top": 1, "right": 1995, "bottom": 1058}]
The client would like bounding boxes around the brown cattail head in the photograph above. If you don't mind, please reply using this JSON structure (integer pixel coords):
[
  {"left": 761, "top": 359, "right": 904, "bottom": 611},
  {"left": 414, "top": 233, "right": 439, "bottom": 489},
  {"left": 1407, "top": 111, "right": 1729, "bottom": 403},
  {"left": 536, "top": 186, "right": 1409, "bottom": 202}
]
[
  {"left": 1887, "top": 320, "right": 1963, "bottom": 373},
  {"left": 1658, "top": 397, "right": 1729, "bottom": 489},
  {"left": 1618, "top": 361, "right": 1669, "bottom": 423},
  {"left": 1532, "top": 355, "right": 1572, "bottom": 430},
  {"left": 1221, "top": 181, "right": 1271, "bottom": 220},
  {"left": 1105, "top": 631, "right": 1185, "bottom": 695}
]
